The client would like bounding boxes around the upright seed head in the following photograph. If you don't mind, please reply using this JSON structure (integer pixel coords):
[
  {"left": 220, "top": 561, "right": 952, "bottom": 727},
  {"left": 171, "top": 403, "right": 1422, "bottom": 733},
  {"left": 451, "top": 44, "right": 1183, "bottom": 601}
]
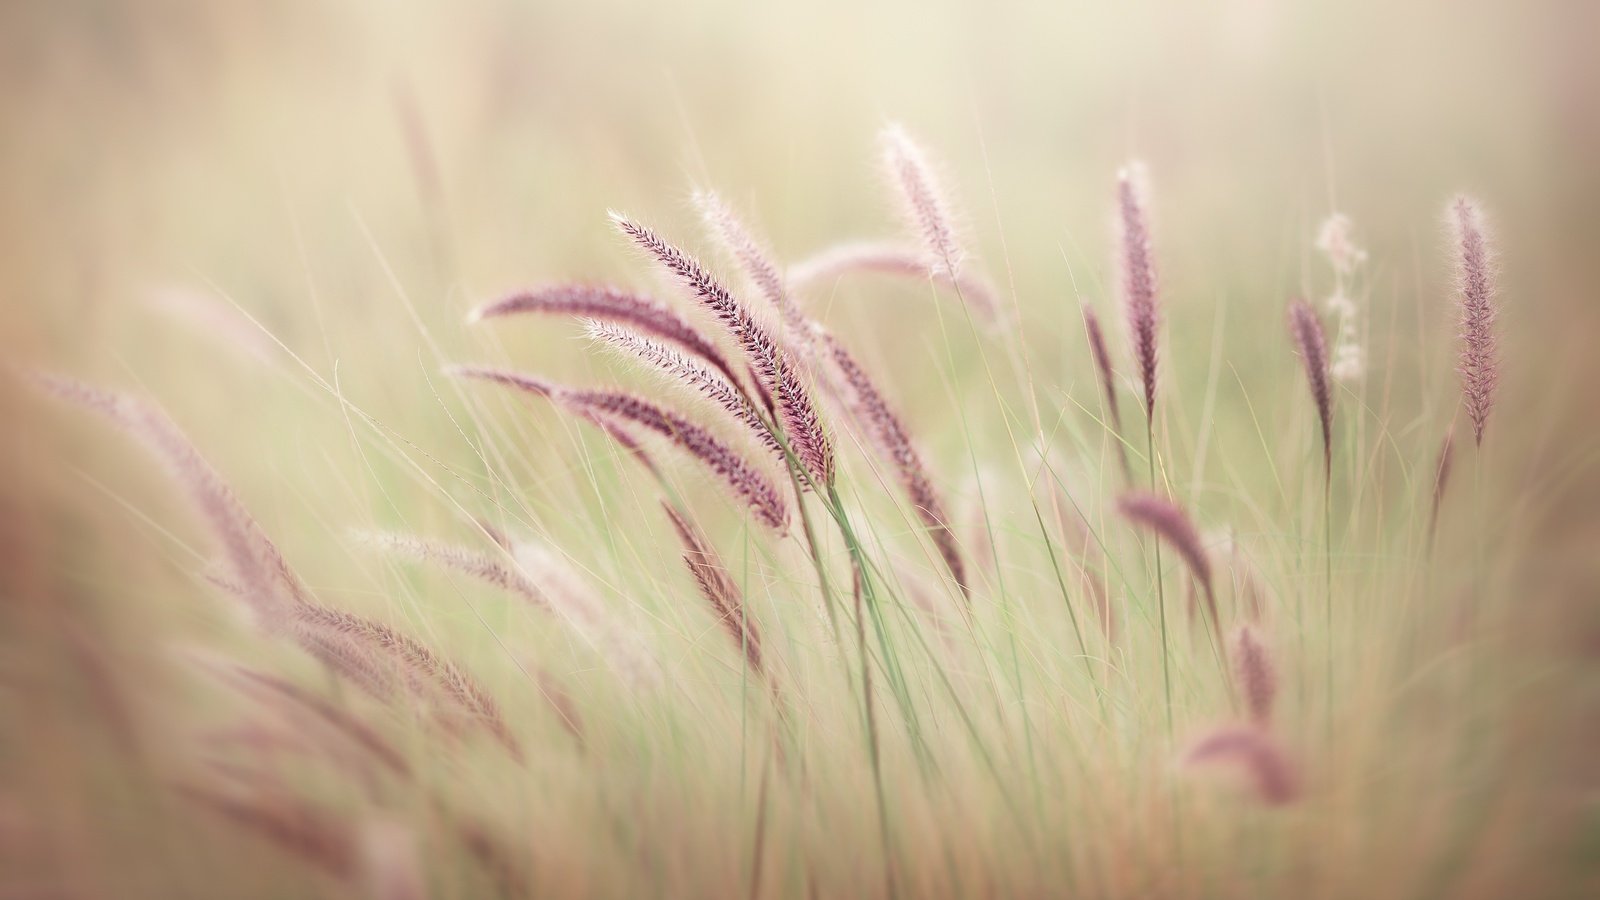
[
  {"left": 1287, "top": 299, "right": 1334, "bottom": 479},
  {"left": 1230, "top": 624, "right": 1277, "bottom": 726},
  {"left": 1116, "top": 162, "right": 1160, "bottom": 422},
  {"left": 879, "top": 123, "right": 964, "bottom": 278},
  {"left": 1449, "top": 195, "right": 1500, "bottom": 446}
]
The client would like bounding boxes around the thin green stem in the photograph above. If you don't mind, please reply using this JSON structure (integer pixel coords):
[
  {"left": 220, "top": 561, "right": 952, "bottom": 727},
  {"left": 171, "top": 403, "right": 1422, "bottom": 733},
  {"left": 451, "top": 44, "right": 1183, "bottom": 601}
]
[{"left": 1148, "top": 417, "right": 1172, "bottom": 739}]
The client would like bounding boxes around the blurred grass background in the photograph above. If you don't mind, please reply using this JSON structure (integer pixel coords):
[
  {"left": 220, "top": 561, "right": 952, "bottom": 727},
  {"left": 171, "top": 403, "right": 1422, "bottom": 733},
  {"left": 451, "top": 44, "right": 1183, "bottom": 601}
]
[{"left": 3, "top": 0, "right": 1600, "bottom": 896}]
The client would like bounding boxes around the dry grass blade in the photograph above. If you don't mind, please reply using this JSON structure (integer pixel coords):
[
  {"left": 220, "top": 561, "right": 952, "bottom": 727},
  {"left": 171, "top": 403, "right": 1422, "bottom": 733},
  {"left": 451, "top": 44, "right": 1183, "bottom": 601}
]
[{"left": 1428, "top": 423, "right": 1456, "bottom": 545}]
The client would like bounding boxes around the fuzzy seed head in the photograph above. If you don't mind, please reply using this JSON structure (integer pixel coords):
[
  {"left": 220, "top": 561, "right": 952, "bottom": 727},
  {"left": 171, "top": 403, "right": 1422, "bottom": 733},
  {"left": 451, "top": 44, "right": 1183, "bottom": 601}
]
[
  {"left": 1116, "top": 162, "right": 1160, "bottom": 420},
  {"left": 1449, "top": 195, "right": 1499, "bottom": 446}
]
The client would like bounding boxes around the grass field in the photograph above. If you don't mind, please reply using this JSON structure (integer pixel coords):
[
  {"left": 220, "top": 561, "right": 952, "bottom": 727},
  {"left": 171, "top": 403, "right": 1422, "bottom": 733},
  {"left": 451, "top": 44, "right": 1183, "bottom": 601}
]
[{"left": 3, "top": 2, "right": 1600, "bottom": 897}]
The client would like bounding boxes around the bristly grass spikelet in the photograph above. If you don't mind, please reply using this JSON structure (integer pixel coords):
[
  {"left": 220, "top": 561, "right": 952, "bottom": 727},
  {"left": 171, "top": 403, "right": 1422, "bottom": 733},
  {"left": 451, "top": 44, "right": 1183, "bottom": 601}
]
[
  {"left": 610, "top": 212, "right": 834, "bottom": 488},
  {"left": 1230, "top": 624, "right": 1277, "bottom": 726},
  {"left": 1288, "top": 298, "right": 1334, "bottom": 480},
  {"left": 1449, "top": 195, "right": 1500, "bottom": 446},
  {"left": 1116, "top": 161, "right": 1160, "bottom": 423}
]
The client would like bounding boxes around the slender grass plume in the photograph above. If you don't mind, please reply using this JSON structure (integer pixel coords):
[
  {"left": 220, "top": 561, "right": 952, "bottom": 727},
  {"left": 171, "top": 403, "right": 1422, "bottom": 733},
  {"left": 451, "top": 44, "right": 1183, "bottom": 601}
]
[
  {"left": 1230, "top": 624, "right": 1277, "bottom": 726},
  {"left": 610, "top": 212, "right": 834, "bottom": 487},
  {"left": 1117, "top": 491, "right": 1219, "bottom": 641},
  {"left": 13, "top": 35, "right": 1571, "bottom": 893},
  {"left": 1288, "top": 298, "right": 1334, "bottom": 478},
  {"left": 694, "top": 190, "right": 816, "bottom": 355},
  {"left": 1449, "top": 195, "right": 1500, "bottom": 446},
  {"left": 822, "top": 331, "right": 969, "bottom": 599},
  {"left": 1117, "top": 161, "right": 1160, "bottom": 422},
  {"left": 880, "top": 123, "right": 964, "bottom": 278},
  {"left": 1081, "top": 302, "right": 1131, "bottom": 480}
]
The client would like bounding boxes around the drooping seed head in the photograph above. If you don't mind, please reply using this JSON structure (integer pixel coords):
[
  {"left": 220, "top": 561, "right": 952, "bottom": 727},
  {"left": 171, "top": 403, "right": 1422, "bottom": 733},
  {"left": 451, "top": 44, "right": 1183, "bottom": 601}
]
[
  {"left": 663, "top": 502, "right": 764, "bottom": 678},
  {"left": 786, "top": 240, "right": 1004, "bottom": 326},
  {"left": 1181, "top": 725, "right": 1299, "bottom": 805},
  {"left": 468, "top": 283, "right": 744, "bottom": 390},
  {"left": 31, "top": 375, "right": 307, "bottom": 629},
  {"left": 823, "top": 331, "right": 968, "bottom": 600},
  {"left": 611, "top": 213, "right": 833, "bottom": 487},
  {"left": 584, "top": 318, "right": 782, "bottom": 460},
  {"left": 1117, "top": 491, "right": 1218, "bottom": 633}
]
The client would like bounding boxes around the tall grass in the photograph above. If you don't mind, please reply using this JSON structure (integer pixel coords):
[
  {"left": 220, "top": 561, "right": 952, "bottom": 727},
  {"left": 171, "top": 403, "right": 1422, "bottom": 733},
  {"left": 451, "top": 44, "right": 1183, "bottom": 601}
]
[{"left": 10, "top": 122, "right": 1586, "bottom": 900}]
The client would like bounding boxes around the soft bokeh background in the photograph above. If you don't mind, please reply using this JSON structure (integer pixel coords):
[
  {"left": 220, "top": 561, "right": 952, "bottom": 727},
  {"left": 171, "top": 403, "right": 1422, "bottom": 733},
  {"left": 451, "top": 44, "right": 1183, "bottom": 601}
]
[{"left": 3, "top": 0, "right": 1599, "bottom": 896}]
